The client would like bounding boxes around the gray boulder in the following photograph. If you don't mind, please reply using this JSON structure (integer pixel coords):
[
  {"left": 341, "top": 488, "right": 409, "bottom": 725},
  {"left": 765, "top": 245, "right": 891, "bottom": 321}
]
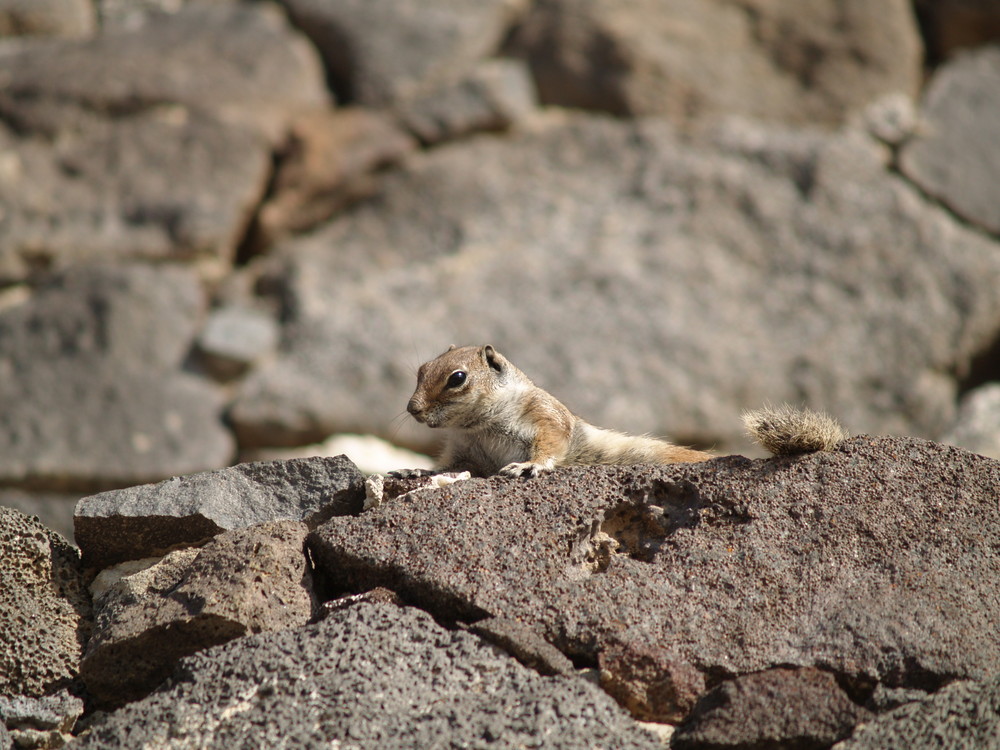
[
  {"left": 195, "top": 304, "right": 280, "bottom": 381},
  {"left": 231, "top": 112, "right": 1000, "bottom": 452},
  {"left": 1, "top": 4, "right": 327, "bottom": 141},
  {"left": 309, "top": 436, "right": 1000, "bottom": 720},
  {"left": 834, "top": 674, "right": 1000, "bottom": 750},
  {"left": 0, "top": 108, "right": 268, "bottom": 281},
  {"left": 81, "top": 521, "right": 316, "bottom": 708},
  {"left": 900, "top": 45, "right": 1000, "bottom": 235},
  {"left": 0, "top": 265, "right": 233, "bottom": 491},
  {"left": 75, "top": 456, "right": 364, "bottom": 569},
  {"left": 75, "top": 602, "right": 662, "bottom": 748},
  {"left": 0, "top": 3, "right": 328, "bottom": 280},
  {"left": 673, "top": 668, "right": 871, "bottom": 749},
  {"left": 506, "top": 0, "right": 921, "bottom": 125},
  {"left": 280, "top": 0, "right": 525, "bottom": 106},
  {"left": 0, "top": 507, "right": 90, "bottom": 698},
  {"left": 398, "top": 58, "right": 538, "bottom": 145}
]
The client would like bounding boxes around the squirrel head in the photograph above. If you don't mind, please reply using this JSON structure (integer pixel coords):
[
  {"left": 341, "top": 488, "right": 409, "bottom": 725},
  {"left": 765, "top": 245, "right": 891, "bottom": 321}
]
[{"left": 407, "top": 344, "right": 512, "bottom": 428}]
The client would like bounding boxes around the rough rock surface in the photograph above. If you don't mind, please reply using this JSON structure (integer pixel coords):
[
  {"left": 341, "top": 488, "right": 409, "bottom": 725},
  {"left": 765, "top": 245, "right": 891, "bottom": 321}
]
[
  {"left": 598, "top": 641, "right": 706, "bottom": 722},
  {"left": 0, "top": 3, "right": 326, "bottom": 141},
  {"left": 834, "top": 674, "right": 1000, "bottom": 750},
  {"left": 0, "top": 3, "right": 327, "bottom": 280},
  {"left": 0, "top": 507, "right": 90, "bottom": 697},
  {"left": 253, "top": 107, "right": 416, "bottom": 248},
  {"left": 195, "top": 304, "right": 280, "bottom": 381},
  {"left": 506, "top": 0, "right": 921, "bottom": 125},
  {"left": 280, "top": 0, "right": 524, "bottom": 106},
  {"left": 673, "top": 667, "right": 871, "bottom": 749},
  {"left": 310, "top": 436, "right": 1000, "bottom": 719},
  {"left": 75, "top": 602, "right": 662, "bottom": 749},
  {"left": 75, "top": 456, "right": 364, "bottom": 569},
  {"left": 398, "top": 58, "right": 538, "bottom": 145},
  {"left": 0, "top": 690, "right": 84, "bottom": 749},
  {"left": 81, "top": 521, "right": 315, "bottom": 708},
  {"left": 232, "top": 113, "right": 1000, "bottom": 451},
  {"left": 0, "top": 107, "right": 268, "bottom": 280},
  {"left": 466, "top": 616, "right": 576, "bottom": 677},
  {"left": 0, "top": 264, "right": 233, "bottom": 491},
  {"left": 900, "top": 45, "right": 1000, "bottom": 235},
  {"left": 0, "top": 490, "right": 81, "bottom": 543}
]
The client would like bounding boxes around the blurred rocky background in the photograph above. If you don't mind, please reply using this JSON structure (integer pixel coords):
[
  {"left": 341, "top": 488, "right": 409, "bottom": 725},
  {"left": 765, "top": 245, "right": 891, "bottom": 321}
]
[{"left": 2, "top": 0, "right": 1000, "bottom": 542}]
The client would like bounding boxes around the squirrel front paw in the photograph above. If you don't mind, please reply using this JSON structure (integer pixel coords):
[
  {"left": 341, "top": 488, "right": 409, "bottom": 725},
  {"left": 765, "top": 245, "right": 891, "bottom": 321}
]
[{"left": 498, "top": 461, "right": 551, "bottom": 479}]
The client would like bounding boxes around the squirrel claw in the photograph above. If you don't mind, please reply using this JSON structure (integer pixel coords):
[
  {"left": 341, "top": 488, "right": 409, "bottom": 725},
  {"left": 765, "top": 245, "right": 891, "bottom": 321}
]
[{"left": 498, "top": 461, "right": 549, "bottom": 479}]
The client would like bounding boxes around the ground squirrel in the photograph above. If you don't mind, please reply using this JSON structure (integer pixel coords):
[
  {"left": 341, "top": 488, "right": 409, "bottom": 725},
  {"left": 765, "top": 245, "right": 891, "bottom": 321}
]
[{"left": 399, "top": 345, "right": 845, "bottom": 479}]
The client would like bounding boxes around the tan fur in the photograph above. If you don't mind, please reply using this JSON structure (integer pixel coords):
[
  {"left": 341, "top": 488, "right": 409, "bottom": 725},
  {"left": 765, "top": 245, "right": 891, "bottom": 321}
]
[
  {"left": 405, "top": 345, "right": 712, "bottom": 478},
  {"left": 742, "top": 403, "right": 847, "bottom": 455}
]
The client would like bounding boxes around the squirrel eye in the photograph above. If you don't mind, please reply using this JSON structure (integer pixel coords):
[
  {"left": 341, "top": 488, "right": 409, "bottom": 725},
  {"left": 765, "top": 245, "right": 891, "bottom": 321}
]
[{"left": 445, "top": 370, "right": 467, "bottom": 389}]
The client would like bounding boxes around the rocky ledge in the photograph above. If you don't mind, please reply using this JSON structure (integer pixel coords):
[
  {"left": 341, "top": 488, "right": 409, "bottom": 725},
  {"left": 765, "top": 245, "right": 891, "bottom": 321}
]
[{"left": 3, "top": 435, "right": 999, "bottom": 748}]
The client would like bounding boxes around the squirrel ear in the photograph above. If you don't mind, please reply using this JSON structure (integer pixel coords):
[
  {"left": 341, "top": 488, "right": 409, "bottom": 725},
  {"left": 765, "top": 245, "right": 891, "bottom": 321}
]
[
  {"left": 482, "top": 345, "right": 503, "bottom": 373},
  {"left": 447, "top": 345, "right": 457, "bottom": 351}
]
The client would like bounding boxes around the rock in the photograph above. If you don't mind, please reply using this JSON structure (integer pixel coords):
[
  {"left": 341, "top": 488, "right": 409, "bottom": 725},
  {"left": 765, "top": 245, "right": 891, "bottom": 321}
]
[
  {"left": 398, "top": 58, "right": 538, "bottom": 145},
  {"left": 899, "top": 46, "right": 1000, "bottom": 235},
  {"left": 244, "top": 434, "right": 434, "bottom": 477},
  {"left": 0, "top": 3, "right": 328, "bottom": 280},
  {"left": 230, "top": 113, "right": 1000, "bottom": 452},
  {"left": 914, "top": 0, "right": 1000, "bottom": 62},
  {"left": 867, "top": 684, "right": 930, "bottom": 713},
  {"left": 466, "top": 616, "right": 576, "bottom": 677},
  {"left": 0, "top": 107, "right": 268, "bottom": 282},
  {"left": 309, "top": 436, "right": 1000, "bottom": 719},
  {"left": 854, "top": 92, "right": 918, "bottom": 146},
  {"left": 940, "top": 383, "right": 1000, "bottom": 459},
  {"left": 0, "top": 265, "right": 234, "bottom": 491},
  {"left": 0, "top": 361, "right": 233, "bottom": 493},
  {"left": 0, "top": 259, "right": 201, "bottom": 372},
  {"left": 0, "top": 490, "right": 82, "bottom": 543},
  {"left": 75, "top": 602, "right": 662, "bottom": 748},
  {"left": 0, "top": 691, "right": 84, "bottom": 749},
  {"left": 280, "top": 0, "right": 525, "bottom": 106},
  {"left": 81, "top": 521, "right": 315, "bottom": 708},
  {"left": 0, "top": 0, "right": 95, "bottom": 38},
  {"left": 95, "top": 0, "right": 237, "bottom": 32},
  {"left": 74, "top": 456, "right": 364, "bottom": 569},
  {"left": 0, "top": 507, "right": 90, "bottom": 698},
  {"left": 253, "top": 108, "right": 416, "bottom": 250},
  {"left": 506, "top": 0, "right": 921, "bottom": 125},
  {"left": 1, "top": 4, "right": 327, "bottom": 142},
  {"left": 834, "top": 674, "right": 1000, "bottom": 750},
  {"left": 316, "top": 586, "right": 403, "bottom": 619},
  {"left": 599, "top": 642, "right": 706, "bottom": 722},
  {"left": 673, "top": 668, "right": 871, "bottom": 749},
  {"left": 195, "top": 305, "right": 280, "bottom": 381}
]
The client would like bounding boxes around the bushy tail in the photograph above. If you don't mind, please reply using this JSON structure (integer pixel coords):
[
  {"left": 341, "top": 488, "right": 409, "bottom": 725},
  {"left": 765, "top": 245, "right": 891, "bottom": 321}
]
[{"left": 742, "top": 404, "right": 848, "bottom": 456}]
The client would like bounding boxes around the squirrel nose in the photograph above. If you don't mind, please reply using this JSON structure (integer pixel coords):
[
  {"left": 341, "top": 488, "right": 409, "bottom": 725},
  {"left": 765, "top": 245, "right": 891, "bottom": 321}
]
[{"left": 407, "top": 398, "right": 422, "bottom": 418}]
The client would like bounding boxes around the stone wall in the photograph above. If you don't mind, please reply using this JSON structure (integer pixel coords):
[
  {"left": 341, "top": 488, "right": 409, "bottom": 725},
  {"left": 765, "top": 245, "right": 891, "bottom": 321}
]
[{"left": 2, "top": 2, "right": 1000, "bottom": 746}]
